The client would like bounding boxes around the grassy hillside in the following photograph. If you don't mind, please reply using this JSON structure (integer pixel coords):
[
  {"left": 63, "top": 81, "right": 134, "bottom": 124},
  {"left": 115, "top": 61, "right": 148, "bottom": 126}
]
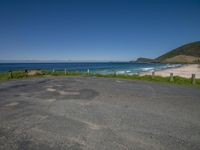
[
  {"left": 163, "top": 55, "right": 200, "bottom": 63},
  {"left": 156, "top": 41, "right": 200, "bottom": 62}
]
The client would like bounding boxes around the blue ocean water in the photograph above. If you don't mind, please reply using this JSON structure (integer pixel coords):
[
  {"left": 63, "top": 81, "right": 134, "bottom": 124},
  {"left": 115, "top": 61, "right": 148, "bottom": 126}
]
[{"left": 0, "top": 62, "right": 181, "bottom": 74}]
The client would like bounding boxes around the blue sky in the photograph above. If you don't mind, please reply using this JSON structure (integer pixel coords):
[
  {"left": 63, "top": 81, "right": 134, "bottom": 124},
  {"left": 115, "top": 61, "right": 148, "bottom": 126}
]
[{"left": 0, "top": 0, "right": 200, "bottom": 61}]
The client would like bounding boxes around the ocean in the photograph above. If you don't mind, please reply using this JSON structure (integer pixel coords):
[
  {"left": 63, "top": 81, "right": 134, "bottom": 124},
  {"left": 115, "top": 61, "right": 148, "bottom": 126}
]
[{"left": 0, "top": 62, "right": 181, "bottom": 74}]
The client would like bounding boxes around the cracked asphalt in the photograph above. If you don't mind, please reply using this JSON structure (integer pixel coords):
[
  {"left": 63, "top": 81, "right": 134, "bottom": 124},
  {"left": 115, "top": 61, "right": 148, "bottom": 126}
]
[{"left": 0, "top": 76, "right": 200, "bottom": 150}]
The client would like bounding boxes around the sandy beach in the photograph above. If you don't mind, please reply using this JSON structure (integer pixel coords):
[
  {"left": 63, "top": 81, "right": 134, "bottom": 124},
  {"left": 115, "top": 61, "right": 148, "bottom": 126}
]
[{"left": 140, "top": 64, "right": 200, "bottom": 79}]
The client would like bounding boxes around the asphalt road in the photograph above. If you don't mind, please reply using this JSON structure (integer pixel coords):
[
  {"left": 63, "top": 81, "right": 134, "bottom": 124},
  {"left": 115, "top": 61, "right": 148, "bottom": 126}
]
[{"left": 0, "top": 77, "right": 200, "bottom": 150}]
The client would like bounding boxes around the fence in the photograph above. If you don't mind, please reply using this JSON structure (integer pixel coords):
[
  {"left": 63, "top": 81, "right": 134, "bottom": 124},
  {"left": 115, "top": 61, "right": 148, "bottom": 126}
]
[{"left": 5, "top": 69, "right": 197, "bottom": 85}]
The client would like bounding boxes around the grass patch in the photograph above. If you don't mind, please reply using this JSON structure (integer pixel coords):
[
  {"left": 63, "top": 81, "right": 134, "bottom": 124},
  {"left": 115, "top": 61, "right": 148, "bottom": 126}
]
[
  {"left": 0, "top": 70, "right": 200, "bottom": 88},
  {"left": 0, "top": 72, "right": 10, "bottom": 80}
]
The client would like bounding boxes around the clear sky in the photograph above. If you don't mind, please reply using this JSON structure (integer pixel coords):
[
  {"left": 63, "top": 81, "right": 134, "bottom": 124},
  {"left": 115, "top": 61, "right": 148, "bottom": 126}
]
[{"left": 0, "top": 0, "right": 200, "bottom": 61}]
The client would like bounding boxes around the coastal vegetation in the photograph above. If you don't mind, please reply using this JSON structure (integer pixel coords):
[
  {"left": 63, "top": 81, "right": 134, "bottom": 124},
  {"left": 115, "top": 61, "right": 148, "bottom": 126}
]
[
  {"left": 135, "top": 41, "right": 200, "bottom": 63},
  {"left": 0, "top": 70, "right": 200, "bottom": 87}
]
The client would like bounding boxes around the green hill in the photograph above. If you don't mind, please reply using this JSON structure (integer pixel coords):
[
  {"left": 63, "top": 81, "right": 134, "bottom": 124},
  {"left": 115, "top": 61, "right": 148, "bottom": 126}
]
[
  {"left": 134, "top": 41, "right": 200, "bottom": 63},
  {"left": 134, "top": 57, "right": 155, "bottom": 63},
  {"left": 156, "top": 41, "right": 200, "bottom": 63}
]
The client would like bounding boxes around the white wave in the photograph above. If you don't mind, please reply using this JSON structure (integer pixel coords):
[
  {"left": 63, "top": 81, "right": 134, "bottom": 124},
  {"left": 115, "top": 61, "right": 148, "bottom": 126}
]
[
  {"left": 141, "top": 67, "right": 154, "bottom": 71},
  {"left": 161, "top": 64, "right": 182, "bottom": 69}
]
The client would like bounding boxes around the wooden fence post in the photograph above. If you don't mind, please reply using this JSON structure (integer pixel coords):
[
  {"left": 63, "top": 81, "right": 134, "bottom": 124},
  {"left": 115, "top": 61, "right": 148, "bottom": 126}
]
[
  {"left": 152, "top": 71, "right": 155, "bottom": 79},
  {"left": 9, "top": 71, "right": 13, "bottom": 79},
  {"left": 170, "top": 73, "right": 174, "bottom": 82},
  {"left": 25, "top": 69, "right": 28, "bottom": 78},
  {"left": 191, "top": 74, "right": 196, "bottom": 85}
]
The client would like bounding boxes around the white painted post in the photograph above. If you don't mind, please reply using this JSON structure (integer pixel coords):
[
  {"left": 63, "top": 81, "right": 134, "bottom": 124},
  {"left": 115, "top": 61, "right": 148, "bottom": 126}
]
[
  {"left": 125, "top": 71, "right": 127, "bottom": 75},
  {"left": 87, "top": 69, "right": 90, "bottom": 74},
  {"left": 191, "top": 74, "right": 196, "bottom": 85},
  {"left": 52, "top": 68, "right": 55, "bottom": 73},
  {"left": 64, "top": 68, "right": 66, "bottom": 75}
]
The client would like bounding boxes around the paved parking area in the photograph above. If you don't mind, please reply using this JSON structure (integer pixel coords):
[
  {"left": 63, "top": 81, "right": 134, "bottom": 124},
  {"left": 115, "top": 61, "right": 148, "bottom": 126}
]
[{"left": 0, "top": 77, "right": 200, "bottom": 150}]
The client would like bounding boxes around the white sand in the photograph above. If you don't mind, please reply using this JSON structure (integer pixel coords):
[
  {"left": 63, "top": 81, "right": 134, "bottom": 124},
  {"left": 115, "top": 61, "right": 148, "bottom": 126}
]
[{"left": 140, "top": 64, "right": 200, "bottom": 78}]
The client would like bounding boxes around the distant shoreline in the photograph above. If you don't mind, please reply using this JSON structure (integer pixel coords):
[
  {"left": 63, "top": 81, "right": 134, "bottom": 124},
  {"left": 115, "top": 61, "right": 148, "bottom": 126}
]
[{"left": 0, "top": 62, "right": 199, "bottom": 79}]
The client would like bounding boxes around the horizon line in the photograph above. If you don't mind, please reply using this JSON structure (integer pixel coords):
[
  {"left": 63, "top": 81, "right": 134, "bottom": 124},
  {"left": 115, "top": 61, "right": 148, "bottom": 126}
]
[{"left": 0, "top": 60, "right": 134, "bottom": 63}]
